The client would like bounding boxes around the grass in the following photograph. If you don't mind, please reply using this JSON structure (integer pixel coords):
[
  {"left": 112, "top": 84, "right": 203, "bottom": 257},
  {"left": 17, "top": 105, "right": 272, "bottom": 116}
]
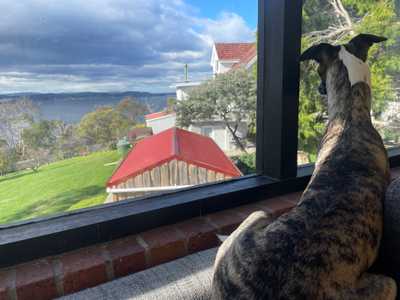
[{"left": 0, "top": 151, "right": 120, "bottom": 225}]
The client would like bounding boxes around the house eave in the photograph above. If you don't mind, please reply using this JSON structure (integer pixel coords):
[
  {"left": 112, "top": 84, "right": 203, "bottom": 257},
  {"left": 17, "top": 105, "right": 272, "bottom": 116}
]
[{"left": 146, "top": 113, "right": 176, "bottom": 122}]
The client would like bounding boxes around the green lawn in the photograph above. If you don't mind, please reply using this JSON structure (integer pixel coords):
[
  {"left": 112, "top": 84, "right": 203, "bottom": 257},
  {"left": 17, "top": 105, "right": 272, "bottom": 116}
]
[{"left": 0, "top": 151, "right": 120, "bottom": 224}]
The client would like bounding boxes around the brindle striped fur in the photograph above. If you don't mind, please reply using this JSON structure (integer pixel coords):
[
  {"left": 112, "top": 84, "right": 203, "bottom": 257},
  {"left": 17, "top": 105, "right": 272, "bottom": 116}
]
[{"left": 211, "top": 37, "right": 397, "bottom": 299}]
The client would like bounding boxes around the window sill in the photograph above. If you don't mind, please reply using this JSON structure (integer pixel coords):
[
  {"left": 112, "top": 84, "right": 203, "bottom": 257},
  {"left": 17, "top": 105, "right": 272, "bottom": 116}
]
[{"left": 0, "top": 190, "right": 302, "bottom": 299}]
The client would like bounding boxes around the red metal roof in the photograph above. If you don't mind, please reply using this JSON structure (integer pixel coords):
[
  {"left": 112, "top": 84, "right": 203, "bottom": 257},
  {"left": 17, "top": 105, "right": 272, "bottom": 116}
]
[
  {"left": 145, "top": 111, "right": 173, "bottom": 120},
  {"left": 215, "top": 43, "right": 255, "bottom": 61},
  {"left": 107, "top": 128, "right": 241, "bottom": 187}
]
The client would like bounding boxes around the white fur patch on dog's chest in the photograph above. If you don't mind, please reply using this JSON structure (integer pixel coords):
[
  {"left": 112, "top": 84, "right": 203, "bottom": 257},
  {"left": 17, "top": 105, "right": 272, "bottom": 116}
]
[{"left": 338, "top": 46, "right": 371, "bottom": 87}]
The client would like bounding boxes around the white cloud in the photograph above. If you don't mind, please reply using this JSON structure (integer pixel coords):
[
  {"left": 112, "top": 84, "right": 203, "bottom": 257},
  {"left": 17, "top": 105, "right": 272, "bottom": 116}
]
[{"left": 196, "top": 12, "right": 255, "bottom": 47}]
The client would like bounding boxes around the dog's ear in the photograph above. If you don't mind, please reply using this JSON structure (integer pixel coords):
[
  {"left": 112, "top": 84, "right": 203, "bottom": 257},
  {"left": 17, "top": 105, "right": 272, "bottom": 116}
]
[
  {"left": 300, "top": 43, "right": 339, "bottom": 64},
  {"left": 347, "top": 34, "right": 387, "bottom": 61}
]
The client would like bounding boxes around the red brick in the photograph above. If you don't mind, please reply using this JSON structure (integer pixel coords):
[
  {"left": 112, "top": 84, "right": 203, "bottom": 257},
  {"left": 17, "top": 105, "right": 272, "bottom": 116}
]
[
  {"left": 0, "top": 290, "right": 7, "bottom": 300},
  {"left": 257, "top": 197, "right": 295, "bottom": 217},
  {"left": 140, "top": 225, "right": 187, "bottom": 267},
  {"left": 205, "top": 209, "right": 245, "bottom": 235},
  {"left": 16, "top": 259, "right": 57, "bottom": 300},
  {"left": 0, "top": 288, "right": 6, "bottom": 300},
  {"left": 0, "top": 268, "right": 14, "bottom": 300},
  {"left": 280, "top": 192, "right": 302, "bottom": 204},
  {"left": 59, "top": 246, "right": 107, "bottom": 294},
  {"left": 177, "top": 217, "right": 219, "bottom": 253},
  {"left": 107, "top": 237, "right": 146, "bottom": 278},
  {"left": 232, "top": 203, "right": 266, "bottom": 218}
]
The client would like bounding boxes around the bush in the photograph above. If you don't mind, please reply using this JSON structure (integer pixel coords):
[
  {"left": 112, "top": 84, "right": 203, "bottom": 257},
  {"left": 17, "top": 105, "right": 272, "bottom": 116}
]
[
  {"left": 0, "top": 148, "right": 17, "bottom": 175},
  {"left": 231, "top": 152, "right": 256, "bottom": 175}
]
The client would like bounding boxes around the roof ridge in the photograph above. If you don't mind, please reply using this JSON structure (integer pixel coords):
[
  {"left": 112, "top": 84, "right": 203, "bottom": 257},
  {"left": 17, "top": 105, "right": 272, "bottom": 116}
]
[
  {"left": 172, "top": 127, "right": 180, "bottom": 156},
  {"left": 215, "top": 42, "right": 254, "bottom": 45}
]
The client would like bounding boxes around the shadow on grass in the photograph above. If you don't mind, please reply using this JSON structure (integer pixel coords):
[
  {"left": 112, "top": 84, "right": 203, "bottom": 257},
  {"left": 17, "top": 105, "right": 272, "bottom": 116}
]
[
  {"left": 1, "top": 185, "right": 105, "bottom": 224},
  {"left": 0, "top": 170, "right": 36, "bottom": 184}
]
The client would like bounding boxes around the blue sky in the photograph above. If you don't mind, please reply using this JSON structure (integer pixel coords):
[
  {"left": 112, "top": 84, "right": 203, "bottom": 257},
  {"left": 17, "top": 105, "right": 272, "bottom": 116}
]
[
  {"left": 187, "top": 0, "right": 257, "bottom": 28},
  {"left": 0, "top": 0, "right": 257, "bottom": 93}
]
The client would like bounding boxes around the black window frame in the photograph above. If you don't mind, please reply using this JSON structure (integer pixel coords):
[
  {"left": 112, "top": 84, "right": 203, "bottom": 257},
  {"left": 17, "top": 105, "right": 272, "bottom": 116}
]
[{"left": 1, "top": 0, "right": 400, "bottom": 268}]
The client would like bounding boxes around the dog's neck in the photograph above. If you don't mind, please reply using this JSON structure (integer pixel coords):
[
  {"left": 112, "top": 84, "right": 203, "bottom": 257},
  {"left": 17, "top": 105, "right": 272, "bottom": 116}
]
[
  {"left": 316, "top": 61, "right": 373, "bottom": 170},
  {"left": 326, "top": 58, "right": 372, "bottom": 124}
]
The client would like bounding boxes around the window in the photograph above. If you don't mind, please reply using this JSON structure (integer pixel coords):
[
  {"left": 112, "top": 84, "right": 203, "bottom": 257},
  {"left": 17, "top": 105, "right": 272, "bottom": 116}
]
[
  {"left": 0, "top": 0, "right": 258, "bottom": 224},
  {"left": 1, "top": 0, "right": 399, "bottom": 269},
  {"left": 299, "top": 0, "right": 400, "bottom": 164},
  {"left": 201, "top": 127, "right": 213, "bottom": 138}
]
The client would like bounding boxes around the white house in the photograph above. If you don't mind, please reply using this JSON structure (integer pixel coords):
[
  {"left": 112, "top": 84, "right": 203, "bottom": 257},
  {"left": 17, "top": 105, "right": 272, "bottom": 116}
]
[
  {"left": 145, "top": 111, "right": 176, "bottom": 134},
  {"left": 170, "top": 76, "right": 249, "bottom": 152},
  {"left": 185, "top": 42, "right": 257, "bottom": 152},
  {"left": 188, "top": 121, "right": 248, "bottom": 152},
  {"left": 149, "top": 42, "right": 257, "bottom": 153},
  {"left": 210, "top": 42, "right": 257, "bottom": 76},
  {"left": 174, "top": 81, "right": 201, "bottom": 101}
]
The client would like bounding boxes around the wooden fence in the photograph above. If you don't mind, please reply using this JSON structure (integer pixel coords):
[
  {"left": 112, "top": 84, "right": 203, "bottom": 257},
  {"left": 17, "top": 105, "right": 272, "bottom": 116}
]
[{"left": 108, "top": 159, "right": 232, "bottom": 201}]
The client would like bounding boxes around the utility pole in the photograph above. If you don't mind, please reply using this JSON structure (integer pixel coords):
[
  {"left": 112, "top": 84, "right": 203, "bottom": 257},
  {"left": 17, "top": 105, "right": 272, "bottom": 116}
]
[{"left": 184, "top": 64, "right": 189, "bottom": 82}]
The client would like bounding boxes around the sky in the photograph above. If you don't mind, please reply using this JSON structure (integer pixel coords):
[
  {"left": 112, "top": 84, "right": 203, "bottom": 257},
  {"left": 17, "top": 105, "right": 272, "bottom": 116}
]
[{"left": 0, "top": 0, "right": 257, "bottom": 94}]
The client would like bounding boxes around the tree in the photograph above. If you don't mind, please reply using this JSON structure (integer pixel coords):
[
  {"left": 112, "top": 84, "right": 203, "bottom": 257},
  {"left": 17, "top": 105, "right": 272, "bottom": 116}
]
[
  {"left": 77, "top": 106, "right": 133, "bottom": 147},
  {"left": 115, "top": 97, "right": 148, "bottom": 123},
  {"left": 52, "top": 123, "right": 82, "bottom": 160},
  {"left": 0, "top": 147, "right": 17, "bottom": 176},
  {"left": 21, "top": 120, "right": 56, "bottom": 151},
  {"left": 176, "top": 68, "right": 256, "bottom": 152},
  {"left": 166, "top": 97, "right": 177, "bottom": 112},
  {"left": 299, "top": 0, "right": 400, "bottom": 160},
  {"left": 21, "top": 120, "right": 57, "bottom": 169},
  {"left": 380, "top": 101, "right": 400, "bottom": 144},
  {"left": 0, "top": 98, "right": 39, "bottom": 149}
]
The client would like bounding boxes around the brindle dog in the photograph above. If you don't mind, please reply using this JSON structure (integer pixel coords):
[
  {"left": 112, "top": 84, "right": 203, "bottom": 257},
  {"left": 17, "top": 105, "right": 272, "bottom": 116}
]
[{"left": 211, "top": 34, "right": 397, "bottom": 300}]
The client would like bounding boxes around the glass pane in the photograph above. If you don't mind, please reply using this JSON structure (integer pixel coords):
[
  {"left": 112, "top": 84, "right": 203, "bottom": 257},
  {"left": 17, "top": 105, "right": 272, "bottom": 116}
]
[
  {"left": 299, "top": 0, "right": 400, "bottom": 165},
  {"left": 0, "top": 0, "right": 257, "bottom": 225}
]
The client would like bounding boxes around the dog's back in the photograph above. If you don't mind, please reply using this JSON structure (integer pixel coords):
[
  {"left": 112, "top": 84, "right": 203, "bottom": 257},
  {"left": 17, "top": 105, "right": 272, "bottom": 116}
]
[
  {"left": 212, "top": 104, "right": 392, "bottom": 298},
  {"left": 211, "top": 35, "right": 396, "bottom": 300}
]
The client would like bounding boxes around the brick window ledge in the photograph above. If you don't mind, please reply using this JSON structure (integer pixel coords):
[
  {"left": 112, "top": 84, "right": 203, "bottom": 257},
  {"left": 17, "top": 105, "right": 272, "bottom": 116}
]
[{"left": 1, "top": 168, "right": 399, "bottom": 300}]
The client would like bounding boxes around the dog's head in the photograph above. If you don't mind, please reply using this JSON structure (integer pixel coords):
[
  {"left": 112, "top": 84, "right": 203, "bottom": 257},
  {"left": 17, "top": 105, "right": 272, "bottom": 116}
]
[{"left": 300, "top": 34, "right": 387, "bottom": 96}]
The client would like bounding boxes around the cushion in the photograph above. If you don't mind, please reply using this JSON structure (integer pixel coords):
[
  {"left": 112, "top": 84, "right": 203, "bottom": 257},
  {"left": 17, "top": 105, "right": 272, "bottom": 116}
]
[{"left": 59, "top": 248, "right": 217, "bottom": 300}]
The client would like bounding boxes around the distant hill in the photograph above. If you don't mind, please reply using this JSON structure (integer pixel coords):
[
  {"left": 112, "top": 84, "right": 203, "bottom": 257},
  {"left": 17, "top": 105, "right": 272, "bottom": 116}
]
[{"left": 0, "top": 91, "right": 175, "bottom": 123}]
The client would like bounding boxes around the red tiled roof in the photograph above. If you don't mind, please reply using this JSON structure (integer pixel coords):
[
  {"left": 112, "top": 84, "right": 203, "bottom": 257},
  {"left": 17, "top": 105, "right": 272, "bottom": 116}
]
[
  {"left": 215, "top": 43, "right": 255, "bottom": 61},
  {"left": 107, "top": 128, "right": 241, "bottom": 187},
  {"left": 145, "top": 111, "right": 174, "bottom": 120},
  {"left": 232, "top": 44, "right": 257, "bottom": 70}
]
